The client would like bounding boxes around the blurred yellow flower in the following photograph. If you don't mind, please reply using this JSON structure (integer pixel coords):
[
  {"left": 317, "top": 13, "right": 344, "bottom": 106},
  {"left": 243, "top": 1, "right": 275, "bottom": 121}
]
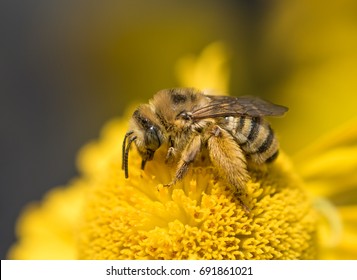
[
  {"left": 8, "top": 180, "right": 87, "bottom": 259},
  {"left": 175, "top": 41, "right": 231, "bottom": 93},
  {"left": 8, "top": 41, "right": 357, "bottom": 260},
  {"left": 293, "top": 118, "right": 357, "bottom": 259},
  {"left": 262, "top": 0, "right": 357, "bottom": 153}
]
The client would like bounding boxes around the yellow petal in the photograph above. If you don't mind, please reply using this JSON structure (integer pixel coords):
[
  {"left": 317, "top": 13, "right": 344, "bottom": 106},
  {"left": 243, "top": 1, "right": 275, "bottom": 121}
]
[
  {"left": 292, "top": 119, "right": 357, "bottom": 259},
  {"left": 8, "top": 180, "right": 87, "bottom": 259},
  {"left": 175, "top": 41, "right": 231, "bottom": 93},
  {"left": 293, "top": 119, "right": 357, "bottom": 200}
]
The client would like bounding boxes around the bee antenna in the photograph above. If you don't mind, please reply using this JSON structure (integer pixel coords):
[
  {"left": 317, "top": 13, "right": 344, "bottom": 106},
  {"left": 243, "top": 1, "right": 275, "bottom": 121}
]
[
  {"left": 122, "top": 131, "right": 134, "bottom": 170},
  {"left": 124, "top": 134, "right": 137, "bottom": 179}
]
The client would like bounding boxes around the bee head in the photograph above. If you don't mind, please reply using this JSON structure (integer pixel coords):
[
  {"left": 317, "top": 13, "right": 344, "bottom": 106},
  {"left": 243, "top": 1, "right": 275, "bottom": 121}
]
[{"left": 122, "top": 106, "right": 164, "bottom": 178}]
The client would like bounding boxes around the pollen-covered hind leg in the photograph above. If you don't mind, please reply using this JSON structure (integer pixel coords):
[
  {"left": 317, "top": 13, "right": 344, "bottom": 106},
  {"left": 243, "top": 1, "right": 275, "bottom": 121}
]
[{"left": 207, "top": 125, "right": 250, "bottom": 212}]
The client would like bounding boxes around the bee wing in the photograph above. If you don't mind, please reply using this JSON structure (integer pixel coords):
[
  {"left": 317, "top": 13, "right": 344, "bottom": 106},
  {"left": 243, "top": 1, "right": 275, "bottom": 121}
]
[{"left": 192, "top": 95, "right": 288, "bottom": 120}]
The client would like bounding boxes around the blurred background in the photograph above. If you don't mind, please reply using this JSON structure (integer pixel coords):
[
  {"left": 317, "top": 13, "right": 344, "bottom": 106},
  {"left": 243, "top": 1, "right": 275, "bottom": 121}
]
[{"left": 1, "top": 0, "right": 357, "bottom": 259}]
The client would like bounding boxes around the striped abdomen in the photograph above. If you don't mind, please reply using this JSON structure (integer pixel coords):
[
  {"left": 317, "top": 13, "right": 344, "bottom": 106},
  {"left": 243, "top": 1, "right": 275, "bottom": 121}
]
[{"left": 220, "top": 116, "right": 279, "bottom": 164}]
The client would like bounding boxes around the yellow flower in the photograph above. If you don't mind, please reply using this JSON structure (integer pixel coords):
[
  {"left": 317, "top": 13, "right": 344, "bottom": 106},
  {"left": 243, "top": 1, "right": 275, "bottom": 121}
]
[
  {"left": 9, "top": 115, "right": 317, "bottom": 260},
  {"left": 8, "top": 42, "right": 357, "bottom": 260},
  {"left": 76, "top": 117, "right": 317, "bottom": 260}
]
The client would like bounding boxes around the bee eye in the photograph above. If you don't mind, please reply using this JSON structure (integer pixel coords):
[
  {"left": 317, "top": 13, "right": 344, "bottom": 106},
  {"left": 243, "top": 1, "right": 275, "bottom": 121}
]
[{"left": 145, "top": 126, "right": 162, "bottom": 150}]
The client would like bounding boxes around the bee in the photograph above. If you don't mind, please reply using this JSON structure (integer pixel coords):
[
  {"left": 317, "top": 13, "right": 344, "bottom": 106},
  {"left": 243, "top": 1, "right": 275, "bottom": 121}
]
[{"left": 122, "top": 88, "right": 288, "bottom": 209}]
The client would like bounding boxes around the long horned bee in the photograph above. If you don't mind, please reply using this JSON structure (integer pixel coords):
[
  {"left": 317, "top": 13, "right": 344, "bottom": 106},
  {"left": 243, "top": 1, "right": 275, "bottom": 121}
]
[{"left": 122, "top": 88, "right": 288, "bottom": 209}]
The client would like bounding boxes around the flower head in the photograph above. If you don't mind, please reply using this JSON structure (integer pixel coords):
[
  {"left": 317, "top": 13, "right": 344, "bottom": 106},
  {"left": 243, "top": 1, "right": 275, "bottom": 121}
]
[{"left": 76, "top": 118, "right": 317, "bottom": 260}]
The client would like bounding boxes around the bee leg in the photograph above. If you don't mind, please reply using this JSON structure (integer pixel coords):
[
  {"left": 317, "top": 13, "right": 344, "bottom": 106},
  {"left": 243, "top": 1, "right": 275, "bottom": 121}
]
[
  {"left": 164, "top": 134, "right": 201, "bottom": 187},
  {"left": 165, "top": 136, "right": 176, "bottom": 164},
  {"left": 235, "top": 194, "right": 251, "bottom": 213},
  {"left": 165, "top": 147, "right": 176, "bottom": 164},
  {"left": 207, "top": 125, "right": 251, "bottom": 212}
]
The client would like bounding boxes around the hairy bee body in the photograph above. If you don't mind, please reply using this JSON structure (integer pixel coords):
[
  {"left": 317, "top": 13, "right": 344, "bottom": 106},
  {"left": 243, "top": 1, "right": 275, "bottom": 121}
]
[
  {"left": 218, "top": 115, "right": 278, "bottom": 164},
  {"left": 122, "top": 88, "right": 288, "bottom": 210}
]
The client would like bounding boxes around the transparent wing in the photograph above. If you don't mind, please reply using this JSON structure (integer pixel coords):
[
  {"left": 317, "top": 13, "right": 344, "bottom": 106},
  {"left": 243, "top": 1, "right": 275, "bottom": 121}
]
[{"left": 192, "top": 95, "right": 288, "bottom": 120}]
